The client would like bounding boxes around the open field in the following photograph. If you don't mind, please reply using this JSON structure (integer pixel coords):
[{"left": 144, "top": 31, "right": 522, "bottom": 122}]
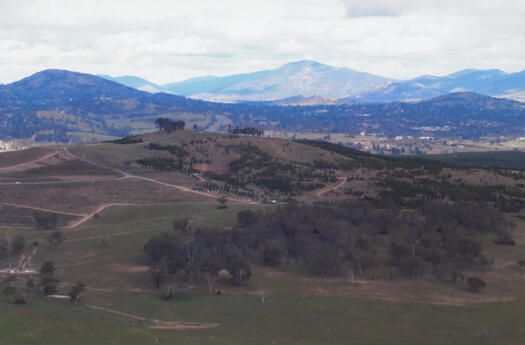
[{"left": 0, "top": 203, "right": 524, "bottom": 345}]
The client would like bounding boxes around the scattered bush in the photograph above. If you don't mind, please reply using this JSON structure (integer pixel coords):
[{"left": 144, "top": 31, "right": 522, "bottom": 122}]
[
  {"left": 34, "top": 212, "right": 58, "bottom": 230},
  {"left": 262, "top": 240, "right": 283, "bottom": 266},
  {"left": 14, "top": 298, "right": 26, "bottom": 305},
  {"left": 467, "top": 276, "right": 486, "bottom": 293}
]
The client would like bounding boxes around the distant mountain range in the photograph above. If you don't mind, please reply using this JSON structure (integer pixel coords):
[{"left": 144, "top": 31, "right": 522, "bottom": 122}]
[
  {"left": 100, "top": 60, "right": 392, "bottom": 102},
  {"left": 1, "top": 69, "right": 525, "bottom": 143},
  {"left": 99, "top": 60, "right": 525, "bottom": 103},
  {"left": 344, "top": 69, "right": 525, "bottom": 104}
]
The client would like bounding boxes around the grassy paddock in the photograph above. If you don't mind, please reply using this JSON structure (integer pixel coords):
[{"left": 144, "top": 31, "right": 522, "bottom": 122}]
[
  {"left": 0, "top": 203, "right": 524, "bottom": 345},
  {"left": 1, "top": 293, "right": 524, "bottom": 345}
]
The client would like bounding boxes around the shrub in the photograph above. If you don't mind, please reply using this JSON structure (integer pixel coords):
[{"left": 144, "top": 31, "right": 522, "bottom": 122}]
[
  {"left": 467, "top": 276, "right": 486, "bottom": 293},
  {"left": 262, "top": 240, "right": 283, "bottom": 266},
  {"left": 14, "top": 298, "right": 26, "bottom": 305},
  {"left": 34, "top": 212, "right": 58, "bottom": 230}
]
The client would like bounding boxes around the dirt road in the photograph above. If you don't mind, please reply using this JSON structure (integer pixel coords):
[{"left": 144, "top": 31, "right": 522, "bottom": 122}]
[
  {"left": 65, "top": 203, "right": 135, "bottom": 229},
  {"left": 64, "top": 147, "right": 257, "bottom": 204},
  {"left": 315, "top": 176, "right": 347, "bottom": 197}
]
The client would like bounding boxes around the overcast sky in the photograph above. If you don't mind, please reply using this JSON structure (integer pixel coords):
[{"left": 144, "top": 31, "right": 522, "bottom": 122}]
[{"left": 1, "top": 0, "right": 524, "bottom": 84}]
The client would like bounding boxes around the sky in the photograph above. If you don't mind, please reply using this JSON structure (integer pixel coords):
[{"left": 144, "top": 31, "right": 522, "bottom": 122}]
[{"left": 1, "top": 0, "right": 524, "bottom": 84}]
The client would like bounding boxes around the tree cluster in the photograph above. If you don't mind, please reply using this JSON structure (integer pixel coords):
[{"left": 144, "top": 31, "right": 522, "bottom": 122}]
[
  {"left": 39, "top": 261, "right": 59, "bottom": 296},
  {"left": 146, "top": 143, "right": 189, "bottom": 157},
  {"left": 230, "top": 126, "right": 264, "bottom": 137},
  {"left": 34, "top": 212, "right": 58, "bottom": 230},
  {"left": 144, "top": 221, "right": 251, "bottom": 298},
  {"left": 241, "top": 201, "right": 506, "bottom": 281},
  {"left": 155, "top": 118, "right": 185, "bottom": 132}
]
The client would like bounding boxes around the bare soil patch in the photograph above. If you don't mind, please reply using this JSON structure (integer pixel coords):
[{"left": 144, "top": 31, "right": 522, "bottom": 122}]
[
  {"left": 110, "top": 263, "right": 150, "bottom": 273},
  {"left": 149, "top": 321, "right": 220, "bottom": 330},
  {"left": 193, "top": 163, "right": 229, "bottom": 174}
]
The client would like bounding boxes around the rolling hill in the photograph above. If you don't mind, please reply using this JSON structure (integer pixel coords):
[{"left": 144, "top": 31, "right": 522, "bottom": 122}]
[{"left": 1, "top": 129, "right": 525, "bottom": 344}]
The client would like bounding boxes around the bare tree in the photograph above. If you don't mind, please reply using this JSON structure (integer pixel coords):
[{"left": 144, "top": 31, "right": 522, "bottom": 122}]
[
  {"left": 200, "top": 262, "right": 220, "bottom": 294},
  {"left": 0, "top": 234, "right": 25, "bottom": 271}
]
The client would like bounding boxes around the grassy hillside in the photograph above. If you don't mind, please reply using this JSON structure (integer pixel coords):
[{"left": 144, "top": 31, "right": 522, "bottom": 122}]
[{"left": 1, "top": 130, "right": 525, "bottom": 344}]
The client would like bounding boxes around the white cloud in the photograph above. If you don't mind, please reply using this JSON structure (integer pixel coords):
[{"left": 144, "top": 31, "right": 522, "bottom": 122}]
[
  {"left": 341, "top": 0, "right": 525, "bottom": 17},
  {"left": 0, "top": 0, "right": 524, "bottom": 84}
]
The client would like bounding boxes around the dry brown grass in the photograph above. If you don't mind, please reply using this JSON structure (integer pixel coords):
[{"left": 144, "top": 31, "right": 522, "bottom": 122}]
[
  {"left": 0, "top": 179, "right": 210, "bottom": 214},
  {"left": 0, "top": 146, "right": 54, "bottom": 169},
  {"left": 110, "top": 263, "right": 150, "bottom": 273}
]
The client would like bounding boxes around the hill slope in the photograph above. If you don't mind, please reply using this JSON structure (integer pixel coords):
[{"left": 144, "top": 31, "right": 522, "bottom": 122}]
[{"left": 98, "top": 74, "right": 162, "bottom": 93}]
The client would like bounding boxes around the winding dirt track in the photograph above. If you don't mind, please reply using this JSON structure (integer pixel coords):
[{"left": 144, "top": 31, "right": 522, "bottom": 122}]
[
  {"left": 315, "top": 176, "right": 347, "bottom": 197},
  {"left": 65, "top": 203, "right": 135, "bottom": 229},
  {"left": 64, "top": 147, "right": 257, "bottom": 205}
]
